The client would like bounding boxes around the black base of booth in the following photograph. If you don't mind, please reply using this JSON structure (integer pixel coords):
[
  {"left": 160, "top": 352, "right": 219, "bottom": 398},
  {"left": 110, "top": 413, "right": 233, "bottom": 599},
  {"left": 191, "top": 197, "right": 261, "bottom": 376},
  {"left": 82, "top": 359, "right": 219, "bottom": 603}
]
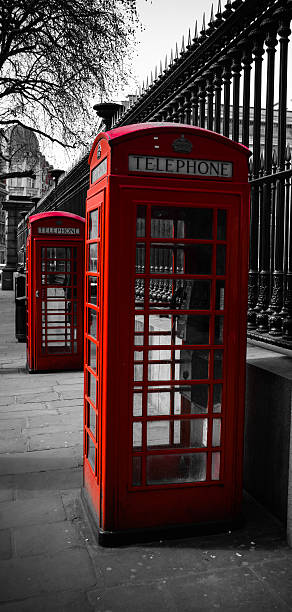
[{"left": 81, "top": 487, "right": 245, "bottom": 548}]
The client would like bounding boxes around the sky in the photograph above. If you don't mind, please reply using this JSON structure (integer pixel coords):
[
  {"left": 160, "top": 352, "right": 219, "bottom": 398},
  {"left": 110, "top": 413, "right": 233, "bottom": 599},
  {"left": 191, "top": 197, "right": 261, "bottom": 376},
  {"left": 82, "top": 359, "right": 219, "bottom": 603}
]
[{"left": 123, "top": 0, "right": 211, "bottom": 98}]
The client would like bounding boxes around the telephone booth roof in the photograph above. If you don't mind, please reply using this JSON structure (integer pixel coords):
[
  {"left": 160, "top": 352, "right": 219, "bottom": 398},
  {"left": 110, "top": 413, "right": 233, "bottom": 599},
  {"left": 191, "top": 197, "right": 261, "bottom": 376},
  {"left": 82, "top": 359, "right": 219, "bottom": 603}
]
[
  {"left": 88, "top": 122, "right": 251, "bottom": 164},
  {"left": 29, "top": 211, "right": 85, "bottom": 225}
]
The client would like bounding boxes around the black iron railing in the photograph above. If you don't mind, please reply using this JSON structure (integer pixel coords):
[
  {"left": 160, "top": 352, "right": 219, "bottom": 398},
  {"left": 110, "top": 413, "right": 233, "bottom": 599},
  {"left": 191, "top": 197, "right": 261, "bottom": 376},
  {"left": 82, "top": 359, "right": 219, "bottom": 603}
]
[{"left": 110, "top": 0, "right": 292, "bottom": 348}]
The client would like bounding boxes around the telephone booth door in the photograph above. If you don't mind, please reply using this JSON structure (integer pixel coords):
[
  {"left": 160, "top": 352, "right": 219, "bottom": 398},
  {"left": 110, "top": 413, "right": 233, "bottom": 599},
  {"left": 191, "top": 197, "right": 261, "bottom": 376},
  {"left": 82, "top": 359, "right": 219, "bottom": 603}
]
[
  {"left": 26, "top": 212, "right": 85, "bottom": 372},
  {"left": 83, "top": 123, "right": 250, "bottom": 543}
]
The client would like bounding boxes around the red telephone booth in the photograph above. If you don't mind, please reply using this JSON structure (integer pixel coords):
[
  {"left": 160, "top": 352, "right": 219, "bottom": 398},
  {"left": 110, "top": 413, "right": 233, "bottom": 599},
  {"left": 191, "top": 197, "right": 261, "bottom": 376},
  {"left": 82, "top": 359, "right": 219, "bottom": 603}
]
[
  {"left": 26, "top": 211, "right": 85, "bottom": 372},
  {"left": 83, "top": 123, "right": 250, "bottom": 544}
]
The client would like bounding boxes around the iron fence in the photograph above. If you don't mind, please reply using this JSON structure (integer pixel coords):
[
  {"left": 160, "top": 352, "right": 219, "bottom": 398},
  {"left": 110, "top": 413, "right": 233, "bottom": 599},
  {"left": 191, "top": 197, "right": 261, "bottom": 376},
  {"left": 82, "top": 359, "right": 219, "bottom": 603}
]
[{"left": 109, "top": 0, "right": 292, "bottom": 347}]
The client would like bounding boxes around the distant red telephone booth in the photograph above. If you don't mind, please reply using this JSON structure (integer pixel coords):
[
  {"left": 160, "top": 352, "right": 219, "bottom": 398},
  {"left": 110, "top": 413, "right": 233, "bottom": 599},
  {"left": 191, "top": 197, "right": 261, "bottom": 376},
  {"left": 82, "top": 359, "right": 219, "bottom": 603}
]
[
  {"left": 83, "top": 123, "right": 250, "bottom": 544},
  {"left": 26, "top": 211, "right": 85, "bottom": 372}
]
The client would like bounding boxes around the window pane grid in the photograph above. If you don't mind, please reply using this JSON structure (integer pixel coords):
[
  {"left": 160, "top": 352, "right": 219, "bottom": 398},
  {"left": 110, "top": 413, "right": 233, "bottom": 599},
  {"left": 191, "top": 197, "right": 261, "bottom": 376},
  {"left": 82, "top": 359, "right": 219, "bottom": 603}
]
[
  {"left": 85, "top": 206, "right": 102, "bottom": 478},
  {"left": 132, "top": 205, "right": 226, "bottom": 487}
]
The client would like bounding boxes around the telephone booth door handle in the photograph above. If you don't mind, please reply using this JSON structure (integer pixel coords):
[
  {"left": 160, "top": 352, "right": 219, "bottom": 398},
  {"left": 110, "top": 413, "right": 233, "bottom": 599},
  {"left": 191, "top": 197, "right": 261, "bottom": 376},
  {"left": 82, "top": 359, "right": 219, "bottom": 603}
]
[{"left": 35, "top": 290, "right": 39, "bottom": 298}]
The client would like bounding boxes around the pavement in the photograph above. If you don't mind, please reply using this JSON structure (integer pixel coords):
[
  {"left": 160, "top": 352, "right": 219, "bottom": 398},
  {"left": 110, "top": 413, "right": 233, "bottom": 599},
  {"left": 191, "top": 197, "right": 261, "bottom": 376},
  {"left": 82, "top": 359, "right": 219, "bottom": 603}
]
[{"left": 0, "top": 289, "right": 292, "bottom": 611}]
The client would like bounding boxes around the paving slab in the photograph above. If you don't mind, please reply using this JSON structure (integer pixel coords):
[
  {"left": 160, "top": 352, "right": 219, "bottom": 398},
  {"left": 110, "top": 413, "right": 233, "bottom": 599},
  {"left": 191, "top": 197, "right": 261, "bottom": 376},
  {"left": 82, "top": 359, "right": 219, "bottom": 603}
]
[
  {"left": 0, "top": 529, "right": 12, "bottom": 560},
  {"left": 0, "top": 549, "right": 97, "bottom": 602},
  {"left": 21, "top": 423, "right": 82, "bottom": 436},
  {"left": 15, "top": 391, "right": 60, "bottom": 404},
  {"left": 0, "top": 447, "right": 81, "bottom": 475},
  {"left": 0, "top": 589, "right": 92, "bottom": 612},
  {"left": 28, "top": 430, "right": 82, "bottom": 451},
  {"left": 166, "top": 566, "right": 287, "bottom": 611},
  {"left": 0, "top": 436, "right": 27, "bottom": 453},
  {"left": 0, "top": 401, "right": 48, "bottom": 412},
  {"left": 14, "top": 520, "right": 82, "bottom": 557},
  {"left": 0, "top": 496, "right": 66, "bottom": 528},
  {"left": 87, "top": 582, "right": 175, "bottom": 612},
  {"left": 14, "top": 467, "right": 82, "bottom": 500}
]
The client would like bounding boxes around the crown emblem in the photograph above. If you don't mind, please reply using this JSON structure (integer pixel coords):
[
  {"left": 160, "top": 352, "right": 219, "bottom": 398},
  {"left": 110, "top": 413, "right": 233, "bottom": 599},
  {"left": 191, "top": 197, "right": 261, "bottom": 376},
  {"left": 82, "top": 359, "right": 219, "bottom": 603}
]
[{"left": 172, "top": 134, "right": 192, "bottom": 153}]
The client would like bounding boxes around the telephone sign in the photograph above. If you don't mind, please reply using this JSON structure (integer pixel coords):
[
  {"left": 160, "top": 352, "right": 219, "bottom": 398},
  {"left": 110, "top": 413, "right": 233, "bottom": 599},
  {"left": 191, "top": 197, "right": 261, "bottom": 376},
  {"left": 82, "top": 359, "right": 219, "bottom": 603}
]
[{"left": 83, "top": 123, "right": 250, "bottom": 544}]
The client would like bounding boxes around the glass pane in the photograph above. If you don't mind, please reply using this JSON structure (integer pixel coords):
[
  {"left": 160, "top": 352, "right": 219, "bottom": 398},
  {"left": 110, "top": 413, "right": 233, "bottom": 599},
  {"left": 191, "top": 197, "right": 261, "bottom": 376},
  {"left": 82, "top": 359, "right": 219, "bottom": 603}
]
[
  {"left": 217, "top": 210, "right": 227, "bottom": 240},
  {"left": 191, "top": 350, "right": 210, "bottom": 380},
  {"left": 46, "top": 260, "right": 70, "bottom": 273},
  {"left": 87, "top": 402, "right": 96, "bottom": 437},
  {"left": 133, "top": 422, "right": 142, "bottom": 449},
  {"left": 216, "top": 245, "right": 226, "bottom": 275},
  {"left": 88, "top": 308, "right": 97, "bottom": 338},
  {"left": 214, "top": 350, "right": 223, "bottom": 379},
  {"left": 88, "top": 340, "right": 97, "bottom": 372},
  {"left": 148, "top": 315, "right": 210, "bottom": 347},
  {"left": 133, "top": 391, "right": 143, "bottom": 416},
  {"left": 136, "top": 244, "right": 145, "bottom": 273},
  {"left": 215, "top": 280, "right": 225, "bottom": 310},
  {"left": 136, "top": 205, "right": 146, "bottom": 237},
  {"left": 212, "top": 418, "right": 221, "bottom": 446},
  {"left": 46, "top": 273, "right": 68, "bottom": 286},
  {"left": 47, "top": 247, "right": 70, "bottom": 259},
  {"left": 88, "top": 244, "right": 97, "bottom": 272},
  {"left": 148, "top": 362, "right": 171, "bottom": 381},
  {"left": 147, "top": 453, "right": 207, "bottom": 484},
  {"left": 87, "top": 371, "right": 96, "bottom": 405},
  {"left": 149, "top": 279, "right": 211, "bottom": 310},
  {"left": 147, "top": 349, "right": 209, "bottom": 380},
  {"left": 135, "top": 279, "right": 145, "bottom": 309},
  {"left": 147, "top": 419, "right": 208, "bottom": 448},
  {"left": 214, "top": 316, "right": 224, "bottom": 344},
  {"left": 177, "top": 315, "right": 210, "bottom": 345},
  {"left": 46, "top": 287, "right": 64, "bottom": 298},
  {"left": 213, "top": 384, "right": 222, "bottom": 413},
  {"left": 134, "top": 315, "right": 144, "bottom": 345},
  {"left": 147, "top": 421, "right": 170, "bottom": 446},
  {"left": 151, "top": 207, "right": 213, "bottom": 239},
  {"left": 147, "top": 384, "right": 209, "bottom": 416},
  {"left": 87, "top": 435, "right": 95, "bottom": 472},
  {"left": 132, "top": 456, "right": 142, "bottom": 486},
  {"left": 150, "top": 244, "right": 213, "bottom": 275},
  {"left": 89, "top": 209, "right": 99, "bottom": 239},
  {"left": 88, "top": 276, "right": 98, "bottom": 305},
  {"left": 212, "top": 452, "right": 221, "bottom": 480},
  {"left": 134, "top": 364, "right": 143, "bottom": 381}
]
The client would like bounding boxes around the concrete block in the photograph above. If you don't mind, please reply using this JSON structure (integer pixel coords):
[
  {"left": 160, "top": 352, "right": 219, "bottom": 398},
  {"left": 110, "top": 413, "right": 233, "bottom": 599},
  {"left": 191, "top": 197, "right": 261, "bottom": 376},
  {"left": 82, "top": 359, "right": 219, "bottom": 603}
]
[{"left": 244, "top": 356, "right": 292, "bottom": 523}]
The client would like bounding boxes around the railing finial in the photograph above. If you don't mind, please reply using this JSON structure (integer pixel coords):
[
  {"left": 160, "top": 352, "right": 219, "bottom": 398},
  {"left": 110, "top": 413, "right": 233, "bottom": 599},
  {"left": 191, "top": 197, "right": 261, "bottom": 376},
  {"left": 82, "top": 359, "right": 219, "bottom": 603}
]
[
  {"left": 164, "top": 54, "right": 168, "bottom": 71},
  {"left": 181, "top": 35, "right": 185, "bottom": 55},
  {"left": 187, "top": 27, "right": 192, "bottom": 48}
]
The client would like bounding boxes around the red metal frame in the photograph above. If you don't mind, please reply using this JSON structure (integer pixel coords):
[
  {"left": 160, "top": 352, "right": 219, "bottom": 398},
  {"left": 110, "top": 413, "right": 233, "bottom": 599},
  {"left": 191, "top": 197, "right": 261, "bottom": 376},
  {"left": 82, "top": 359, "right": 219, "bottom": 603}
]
[
  {"left": 26, "top": 212, "right": 85, "bottom": 372},
  {"left": 83, "top": 123, "right": 250, "bottom": 542}
]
